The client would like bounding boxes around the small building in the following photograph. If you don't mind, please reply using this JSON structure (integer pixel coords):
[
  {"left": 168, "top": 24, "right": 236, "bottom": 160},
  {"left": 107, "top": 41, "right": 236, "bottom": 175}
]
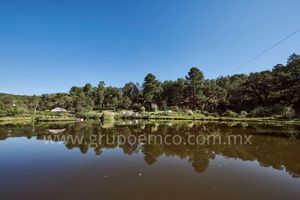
[{"left": 51, "top": 107, "right": 67, "bottom": 113}]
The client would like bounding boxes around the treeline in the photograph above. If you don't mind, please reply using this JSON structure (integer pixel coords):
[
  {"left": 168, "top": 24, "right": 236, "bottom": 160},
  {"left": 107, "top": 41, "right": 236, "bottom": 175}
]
[
  {"left": 1, "top": 53, "right": 300, "bottom": 118},
  {"left": 0, "top": 93, "right": 38, "bottom": 116}
]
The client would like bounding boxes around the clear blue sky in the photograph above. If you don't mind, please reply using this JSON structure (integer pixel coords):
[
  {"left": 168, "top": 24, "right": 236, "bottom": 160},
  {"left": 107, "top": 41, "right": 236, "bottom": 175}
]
[{"left": 1, "top": 0, "right": 300, "bottom": 95}]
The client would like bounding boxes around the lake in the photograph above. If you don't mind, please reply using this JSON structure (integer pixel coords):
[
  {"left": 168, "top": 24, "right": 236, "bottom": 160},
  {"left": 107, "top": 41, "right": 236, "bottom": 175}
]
[{"left": 0, "top": 121, "right": 300, "bottom": 200}]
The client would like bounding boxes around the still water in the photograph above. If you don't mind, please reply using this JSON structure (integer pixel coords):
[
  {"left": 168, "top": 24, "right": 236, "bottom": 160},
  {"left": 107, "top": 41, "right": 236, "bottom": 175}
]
[{"left": 0, "top": 121, "right": 300, "bottom": 200}]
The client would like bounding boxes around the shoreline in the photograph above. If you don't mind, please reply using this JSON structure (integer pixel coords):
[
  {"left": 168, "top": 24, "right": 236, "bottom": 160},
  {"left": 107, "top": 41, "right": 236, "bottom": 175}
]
[{"left": 0, "top": 114, "right": 299, "bottom": 126}]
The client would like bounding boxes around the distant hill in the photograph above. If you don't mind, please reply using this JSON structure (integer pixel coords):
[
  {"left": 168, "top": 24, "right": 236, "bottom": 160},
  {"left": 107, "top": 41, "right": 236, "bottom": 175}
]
[{"left": 0, "top": 93, "right": 39, "bottom": 112}]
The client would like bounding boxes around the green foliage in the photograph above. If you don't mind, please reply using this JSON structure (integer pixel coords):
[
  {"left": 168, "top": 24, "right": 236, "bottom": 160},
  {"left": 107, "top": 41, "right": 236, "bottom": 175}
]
[
  {"left": 1, "top": 54, "right": 299, "bottom": 119},
  {"left": 240, "top": 111, "right": 248, "bottom": 118},
  {"left": 287, "top": 53, "right": 300, "bottom": 64},
  {"left": 280, "top": 107, "right": 295, "bottom": 119},
  {"left": 223, "top": 110, "right": 239, "bottom": 118},
  {"left": 163, "top": 110, "right": 173, "bottom": 116},
  {"left": 162, "top": 100, "right": 167, "bottom": 111},
  {"left": 202, "top": 79, "right": 225, "bottom": 111},
  {"left": 0, "top": 102, "right": 5, "bottom": 113},
  {"left": 0, "top": 93, "right": 38, "bottom": 116},
  {"left": 76, "top": 111, "right": 102, "bottom": 120},
  {"left": 132, "top": 103, "right": 144, "bottom": 112},
  {"left": 142, "top": 73, "right": 162, "bottom": 103},
  {"left": 103, "top": 86, "right": 122, "bottom": 110},
  {"left": 249, "top": 107, "right": 271, "bottom": 117},
  {"left": 271, "top": 105, "right": 295, "bottom": 119},
  {"left": 121, "top": 96, "right": 132, "bottom": 109},
  {"left": 95, "top": 81, "right": 105, "bottom": 110},
  {"left": 162, "top": 78, "right": 186, "bottom": 107},
  {"left": 249, "top": 105, "right": 296, "bottom": 119},
  {"left": 140, "top": 106, "right": 146, "bottom": 113},
  {"left": 185, "top": 67, "right": 205, "bottom": 109},
  {"left": 102, "top": 111, "right": 115, "bottom": 121},
  {"left": 173, "top": 106, "right": 181, "bottom": 112},
  {"left": 123, "top": 82, "right": 140, "bottom": 104},
  {"left": 70, "top": 87, "right": 93, "bottom": 112}
]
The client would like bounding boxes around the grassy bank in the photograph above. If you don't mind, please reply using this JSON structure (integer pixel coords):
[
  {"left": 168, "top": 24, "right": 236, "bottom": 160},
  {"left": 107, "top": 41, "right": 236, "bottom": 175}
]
[
  {"left": 35, "top": 116, "right": 77, "bottom": 122},
  {"left": 0, "top": 115, "right": 77, "bottom": 125},
  {"left": 0, "top": 116, "right": 32, "bottom": 125},
  {"left": 115, "top": 111, "right": 300, "bottom": 126},
  {"left": 1, "top": 110, "right": 299, "bottom": 126}
]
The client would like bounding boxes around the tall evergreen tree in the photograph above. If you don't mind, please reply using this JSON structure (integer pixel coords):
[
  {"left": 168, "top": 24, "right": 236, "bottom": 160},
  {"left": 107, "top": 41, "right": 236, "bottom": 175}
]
[
  {"left": 95, "top": 81, "right": 106, "bottom": 110},
  {"left": 142, "top": 73, "right": 162, "bottom": 103},
  {"left": 185, "top": 67, "right": 205, "bottom": 109}
]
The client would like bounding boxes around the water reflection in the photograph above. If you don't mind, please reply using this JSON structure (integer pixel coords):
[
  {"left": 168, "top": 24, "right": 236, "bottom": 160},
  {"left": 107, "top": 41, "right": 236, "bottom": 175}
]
[
  {"left": 0, "top": 121, "right": 299, "bottom": 178},
  {"left": 48, "top": 128, "right": 66, "bottom": 134}
]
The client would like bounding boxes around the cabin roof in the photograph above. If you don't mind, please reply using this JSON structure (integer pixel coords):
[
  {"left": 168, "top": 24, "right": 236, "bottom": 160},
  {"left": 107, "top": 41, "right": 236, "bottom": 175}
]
[{"left": 51, "top": 107, "right": 67, "bottom": 112}]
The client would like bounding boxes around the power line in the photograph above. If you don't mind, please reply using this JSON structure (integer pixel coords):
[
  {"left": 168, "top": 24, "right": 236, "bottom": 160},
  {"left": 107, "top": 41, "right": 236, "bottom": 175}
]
[{"left": 230, "top": 27, "right": 300, "bottom": 74}]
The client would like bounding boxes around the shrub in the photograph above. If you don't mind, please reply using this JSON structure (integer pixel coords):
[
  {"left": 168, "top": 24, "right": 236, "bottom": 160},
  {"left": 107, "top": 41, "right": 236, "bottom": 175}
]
[
  {"left": 120, "top": 111, "right": 133, "bottom": 118},
  {"left": 278, "top": 106, "right": 295, "bottom": 119},
  {"left": 223, "top": 110, "right": 239, "bottom": 117},
  {"left": 76, "top": 112, "right": 102, "bottom": 120},
  {"left": 5, "top": 107, "right": 29, "bottom": 116},
  {"left": 249, "top": 105, "right": 296, "bottom": 118},
  {"left": 152, "top": 104, "right": 158, "bottom": 112},
  {"left": 162, "top": 101, "right": 167, "bottom": 111},
  {"left": 102, "top": 111, "right": 114, "bottom": 121},
  {"left": 173, "top": 106, "right": 180, "bottom": 112},
  {"left": 163, "top": 110, "right": 173, "bottom": 116},
  {"left": 35, "top": 116, "right": 42, "bottom": 122},
  {"left": 271, "top": 104, "right": 287, "bottom": 116},
  {"left": 200, "top": 110, "right": 211, "bottom": 116},
  {"left": 210, "top": 112, "right": 220, "bottom": 117},
  {"left": 132, "top": 103, "right": 143, "bottom": 112},
  {"left": 240, "top": 111, "right": 248, "bottom": 118},
  {"left": 187, "top": 110, "right": 193, "bottom": 115},
  {"left": 249, "top": 107, "right": 271, "bottom": 117}
]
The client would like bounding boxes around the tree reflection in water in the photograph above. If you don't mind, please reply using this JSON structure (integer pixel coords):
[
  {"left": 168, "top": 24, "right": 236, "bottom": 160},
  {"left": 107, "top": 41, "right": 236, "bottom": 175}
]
[{"left": 0, "top": 121, "right": 299, "bottom": 177}]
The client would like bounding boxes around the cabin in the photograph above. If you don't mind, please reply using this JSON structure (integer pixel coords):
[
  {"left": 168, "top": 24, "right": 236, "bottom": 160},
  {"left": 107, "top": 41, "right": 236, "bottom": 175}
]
[{"left": 51, "top": 107, "right": 68, "bottom": 113}]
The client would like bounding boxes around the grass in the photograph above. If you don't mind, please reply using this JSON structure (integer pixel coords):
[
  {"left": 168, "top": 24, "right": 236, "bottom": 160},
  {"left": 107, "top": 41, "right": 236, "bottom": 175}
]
[
  {"left": 102, "top": 111, "right": 115, "bottom": 121},
  {"left": 35, "top": 116, "right": 77, "bottom": 122},
  {"left": 1, "top": 110, "right": 299, "bottom": 126},
  {"left": 0, "top": 116, "right": 32, "bottom": 125},
  {"left": 116, "top": 110, "right": 300, "bottom": 126},
  {"left": 0, "top": 115, "right": 77, "bottom": 125}
]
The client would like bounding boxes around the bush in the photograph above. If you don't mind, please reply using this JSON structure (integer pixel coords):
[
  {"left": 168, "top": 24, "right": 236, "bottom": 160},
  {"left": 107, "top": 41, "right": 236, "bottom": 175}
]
[
  {"left": 278, "top": 106, "right": 295, "bottom": 119},
  {"left": 140, "top": 106, "right": 146, "bottom": 113},
  {"left": 249, "top": 105, "right": 296, "bottom": 118},
  {"left": 35, "top": 116, "right": 42, "bottom": 122},
  {"left": 163, "top": 110, "right": 173, "bottom": 116},
  {"left": 119, "top": 111, "right": 133, "bottom": 118},
  {"left": 173, "top": 106, "right": 181, "bottom": 112},
  {"left": 200, "top": 110, "right": 211, "bottom": 116},
  {"left": 187, "top": 110, "right": 193, "bottom": 115},
  {"left": 162, "top": 101, "right": 167, "bottom": 111},
  {"left": 223, "top": 110, "right": 239, "bottom": 117},
  {"left": 249, "top": 107, "right": 271, "bottom": 117},
  {"left": 210, "top": 112, "right": 220, "bottom": 117},
  {"left": 240, "top": 111, "right": 248, "bottom": 118},
  {"left": 102, "top": 111, "right": 114, "bottom": 121},
  {"left": 132, "top": 103, "right": 144, "bottom": 112},
  {"left": 77, "top": 112, "right": 102, "bottom": 120},
  {"left": 5, "top": 107, "right": 29, "bottom": 116},
  {"left": 152, "top": 104, "right": 158, "bottom": 112}
]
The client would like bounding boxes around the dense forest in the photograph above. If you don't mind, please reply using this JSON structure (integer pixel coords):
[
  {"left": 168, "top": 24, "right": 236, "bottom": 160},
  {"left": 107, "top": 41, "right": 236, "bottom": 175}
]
[
  {"left": 0, "top": 93, "right": 39, "bottom": 116},
  {"left": 1, "top": 53, "right": 300, "bottom": 118}
]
